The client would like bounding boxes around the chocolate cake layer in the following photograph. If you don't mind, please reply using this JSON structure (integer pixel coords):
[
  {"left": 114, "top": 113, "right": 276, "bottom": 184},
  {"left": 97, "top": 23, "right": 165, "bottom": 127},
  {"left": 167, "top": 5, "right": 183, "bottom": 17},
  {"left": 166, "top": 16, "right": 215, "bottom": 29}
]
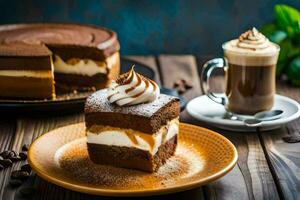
[
  {"left": 0, "top": 23, "right": 120, "bottom": 61},
  {"left": 0, "top": 56, "right": 52, "bottom": 70},
  {"left": 0, "top": 75, "right": 55, "bottom": 99},
  {"left": 48, "top": 45, "right": 119, "bottom": 61},
  {"left": 85, "top": 91, "right": 180, "bottom": 134},
  {"left": 55, "top": 73, "right": 108, "bottom": 90},
  {"left": 87, "top": 136, "right": 177, "bottom": 172}
]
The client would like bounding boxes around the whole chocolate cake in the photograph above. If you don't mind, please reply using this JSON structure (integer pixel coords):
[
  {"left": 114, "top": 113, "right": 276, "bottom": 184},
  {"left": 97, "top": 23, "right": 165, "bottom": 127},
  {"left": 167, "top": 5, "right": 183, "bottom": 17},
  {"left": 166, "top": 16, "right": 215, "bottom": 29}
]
[
  {"left": 85, "top": 67, "right": 180, "bottom": 172},
  {"left": 0, "top": 23, "right": 120, "bottom": 99}
]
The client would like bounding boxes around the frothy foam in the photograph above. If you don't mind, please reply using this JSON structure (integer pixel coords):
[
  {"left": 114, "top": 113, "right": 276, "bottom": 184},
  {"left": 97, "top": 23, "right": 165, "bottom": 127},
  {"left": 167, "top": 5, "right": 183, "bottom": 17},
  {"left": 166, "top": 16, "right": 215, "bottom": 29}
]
[{"left": 223, "top": 27, "right": 280, "bottom": 66}]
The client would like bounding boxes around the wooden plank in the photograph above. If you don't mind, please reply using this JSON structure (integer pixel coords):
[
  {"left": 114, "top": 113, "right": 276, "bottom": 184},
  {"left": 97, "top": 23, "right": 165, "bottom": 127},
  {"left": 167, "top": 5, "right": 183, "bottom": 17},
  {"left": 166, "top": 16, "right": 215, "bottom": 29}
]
[
  {"left": 125, "top": 55, "right": 161, "bottom": 85},
  {"left": 185, "top": 114, "right": 281, "bottom": 200},
  {"left": 158, "top": 55, "right": 202, "bottom": 123},
  {"left": 258, "top": 82, "right": 300, "bottom": 200},
  {"left": 1, "top": 114, "right": 84, "bottom": 200},
  {"left": 0, "top": 118, "right": 15, "bottom": 152},
  {"left": 259, "top": 124, "right": 300, "bottom": 200},
  {"left": 157, "top": 55, "right": 280, "bottom": 200},
  {"left": 0, "top": 118, "right": 16, "bottom": 197},
  {"left": 277, "top": 80, "right": 300, "bottom": 101},
  {"left": 158, "top": 55, "right": 201, "bottom": 101},
  {"left": 156, "top": 55, "right": 205, "bottom": 199},
  {"left": 203, "top": 131, "right": 279, "bottom": 200}
]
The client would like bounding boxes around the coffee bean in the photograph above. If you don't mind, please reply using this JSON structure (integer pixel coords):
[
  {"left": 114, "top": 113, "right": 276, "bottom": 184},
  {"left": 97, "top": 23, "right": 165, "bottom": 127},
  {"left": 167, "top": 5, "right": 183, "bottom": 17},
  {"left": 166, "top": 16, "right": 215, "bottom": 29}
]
[
  {"left": 21, "top": 164, "right": 31, "bottom": 173},
  {"left": 282, "top": 135, "right": 300, "bottom": 143},
  {"left": 19, "top": 152, "right": 27, "bottom": 160},
  {"left": 22, "top": 144, "right": 29, "bottom": 152},
  {"left": 19, "top": 187, "right": 37, "bottom": 197},
  {"left": 177, "top": 86, "right": 186, "bottom": 94},
  {"left": 7, "top": 151, "right": 17, "bottom": 159},
  {"left": 9, "top": 155, "right": 22, "bottom": 162},
  {"left": 0, "top": 164, "right": 3, "bottom": 171},
  {"left": 9, "top": 179, "right": 22, "bottom": 187},
  {"left": 11, "top": 170, "right": 29, "bottom": 181},
  {"left": 184, "top": 82, "right": 193, "bottom": 90},
  {"left": 0, "top": 150, "right": 11, "bottom": 159},
  {"left": 173, "top": 81, "right": 181, "bottom": 88},
  {"left": 0, "top": 159, "right": 13, "bottom": 168}
]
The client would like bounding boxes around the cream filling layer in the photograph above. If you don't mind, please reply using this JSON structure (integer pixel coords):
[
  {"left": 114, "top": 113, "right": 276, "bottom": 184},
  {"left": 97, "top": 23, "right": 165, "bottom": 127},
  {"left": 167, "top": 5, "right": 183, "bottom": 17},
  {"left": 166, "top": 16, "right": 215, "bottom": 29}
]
[
  {"left": 0, "top": 70, "right": 53, "bottom": 78},
  {"left": 53, "top": 52, "right": 119, "bottom": 76},
  {"left": 87, "top": 118, "right": 179, "bottom": 155}
]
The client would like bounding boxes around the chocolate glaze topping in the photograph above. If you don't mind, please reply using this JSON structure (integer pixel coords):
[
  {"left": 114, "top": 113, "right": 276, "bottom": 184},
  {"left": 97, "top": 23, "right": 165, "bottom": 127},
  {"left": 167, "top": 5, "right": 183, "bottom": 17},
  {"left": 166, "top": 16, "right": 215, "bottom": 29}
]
[{"left": 0, "top": 23, "right": 120, "bottom": 60}]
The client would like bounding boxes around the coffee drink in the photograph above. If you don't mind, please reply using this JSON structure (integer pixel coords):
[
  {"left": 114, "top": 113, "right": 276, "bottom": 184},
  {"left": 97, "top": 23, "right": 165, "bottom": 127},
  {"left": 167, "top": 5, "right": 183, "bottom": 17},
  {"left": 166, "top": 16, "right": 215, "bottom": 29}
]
[
  {"left": 223, "top": 28, "right": 279, "bottom": 114},
  {"left": 225, "top": 64, "right": 276, "bottom": 114},
  {"left": 201, "top": 28, "right": 280, "bottom": 115}
]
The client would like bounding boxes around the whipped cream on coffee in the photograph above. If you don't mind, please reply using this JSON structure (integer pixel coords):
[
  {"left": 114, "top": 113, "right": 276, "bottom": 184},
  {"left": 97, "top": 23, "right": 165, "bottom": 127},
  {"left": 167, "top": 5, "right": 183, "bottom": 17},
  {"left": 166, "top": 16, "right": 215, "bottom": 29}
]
[
  {"left": 223, "top": 27, "right": 278, "bottom": 55},
  {"left": 107, "top": 66, "right": 160, "bottom": 106}
]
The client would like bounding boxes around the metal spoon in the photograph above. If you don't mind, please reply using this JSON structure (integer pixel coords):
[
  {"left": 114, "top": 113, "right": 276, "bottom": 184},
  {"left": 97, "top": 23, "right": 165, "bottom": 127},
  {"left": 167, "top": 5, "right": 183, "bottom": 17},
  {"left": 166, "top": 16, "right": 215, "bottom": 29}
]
[{"left": 244, "top": 110, "right": 284, "bottom": 127}]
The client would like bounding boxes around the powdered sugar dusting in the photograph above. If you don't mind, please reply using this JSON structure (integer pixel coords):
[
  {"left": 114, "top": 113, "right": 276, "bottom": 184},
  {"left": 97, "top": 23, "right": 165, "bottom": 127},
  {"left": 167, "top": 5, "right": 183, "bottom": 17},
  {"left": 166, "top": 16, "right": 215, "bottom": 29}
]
[
  {"left": 85, "top": 89, "right": 179, "bottom": 117},
  {"left": 55, "top": 138, "right": 204, "bottom": 190},
  {"left": 158, "top": 142, "right": 204, "bottom": 178}
]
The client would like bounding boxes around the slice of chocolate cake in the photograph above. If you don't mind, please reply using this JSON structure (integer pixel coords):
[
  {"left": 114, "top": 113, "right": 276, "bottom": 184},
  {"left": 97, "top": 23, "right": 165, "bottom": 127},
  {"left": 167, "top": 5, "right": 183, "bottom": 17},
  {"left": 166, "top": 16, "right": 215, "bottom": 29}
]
[
  {"left": 85, "top": 68, "right": 180, "bottom": 172},
  {"left": 0, "top": 23, "right": 120, "bottom": 99}
]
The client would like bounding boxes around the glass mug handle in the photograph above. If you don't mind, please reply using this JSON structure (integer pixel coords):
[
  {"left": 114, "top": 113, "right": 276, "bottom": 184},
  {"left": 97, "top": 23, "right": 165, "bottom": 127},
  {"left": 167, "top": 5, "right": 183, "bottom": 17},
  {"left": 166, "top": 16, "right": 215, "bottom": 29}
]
[{"left": 200, "top": 58, "right": 228, "bottom": 105}]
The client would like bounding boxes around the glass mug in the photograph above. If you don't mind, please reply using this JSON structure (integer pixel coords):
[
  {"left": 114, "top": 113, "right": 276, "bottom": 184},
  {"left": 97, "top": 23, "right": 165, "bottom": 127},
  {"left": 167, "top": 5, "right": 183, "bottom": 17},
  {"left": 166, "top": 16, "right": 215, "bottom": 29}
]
[{"left": 200, "top": 43, "right": 280, "bottom": 115}]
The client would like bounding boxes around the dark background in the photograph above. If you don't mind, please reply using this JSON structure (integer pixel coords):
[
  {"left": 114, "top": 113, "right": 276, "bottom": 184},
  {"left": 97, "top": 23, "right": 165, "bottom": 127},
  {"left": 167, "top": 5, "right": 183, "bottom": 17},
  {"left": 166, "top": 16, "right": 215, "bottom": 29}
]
[{"left": 0, "top": 0, "right": 299, "bottom": 56}]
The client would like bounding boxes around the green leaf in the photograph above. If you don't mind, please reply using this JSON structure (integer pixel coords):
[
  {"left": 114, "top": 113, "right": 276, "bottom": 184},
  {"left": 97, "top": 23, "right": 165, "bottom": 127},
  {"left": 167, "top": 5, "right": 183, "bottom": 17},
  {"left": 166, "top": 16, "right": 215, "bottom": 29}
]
[
  {"left": 276, "top": 61, "right": 286, "bottom": 76},
  {"left": 292, "top": 32, "right": 300, "bottom": 45},
  {"left": 287, "top": 56, "right": 300, "bottom": 86},
  {"left": 260, "top": 22, "right": 287, "bottom": 44},
  {"left": 274, "top": 4, "right": 300, "bottom": 38},
  {"left": 276, "top": 38, "right": 300, "bottom": 75},
  {"left": 260, "top": 23, "right": 277, "bottom": 36},
  {"left": 277, "top": 39, "right": 292, "bottom": 62},
  {"left": 269, "top": 30, "right": 287, "bottom": 43}
]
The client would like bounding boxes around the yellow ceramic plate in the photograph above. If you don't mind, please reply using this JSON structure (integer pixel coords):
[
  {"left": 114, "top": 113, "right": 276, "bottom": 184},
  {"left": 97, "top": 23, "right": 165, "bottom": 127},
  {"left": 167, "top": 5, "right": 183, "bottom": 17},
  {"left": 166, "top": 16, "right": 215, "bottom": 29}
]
[{"left": 28, "top": 123, "right": 237, "bottom": 196}]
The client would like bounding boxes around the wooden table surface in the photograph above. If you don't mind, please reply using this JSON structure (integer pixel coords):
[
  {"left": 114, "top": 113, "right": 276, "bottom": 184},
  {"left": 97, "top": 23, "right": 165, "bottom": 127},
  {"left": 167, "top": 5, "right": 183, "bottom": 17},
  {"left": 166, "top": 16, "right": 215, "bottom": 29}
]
[{"left": 0, "top": 55, "right": 299, "bottom": 200}]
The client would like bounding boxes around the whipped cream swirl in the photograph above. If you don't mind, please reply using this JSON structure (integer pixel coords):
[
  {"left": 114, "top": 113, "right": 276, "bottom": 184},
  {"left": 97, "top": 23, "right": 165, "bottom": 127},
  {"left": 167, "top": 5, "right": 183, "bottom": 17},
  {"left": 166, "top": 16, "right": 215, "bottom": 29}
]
[
  {"left": 107, "top": 67, "right": 160, "bottom": 106},
  {"left": 236, "top": 27, "right": 270, "bottom": 51}
]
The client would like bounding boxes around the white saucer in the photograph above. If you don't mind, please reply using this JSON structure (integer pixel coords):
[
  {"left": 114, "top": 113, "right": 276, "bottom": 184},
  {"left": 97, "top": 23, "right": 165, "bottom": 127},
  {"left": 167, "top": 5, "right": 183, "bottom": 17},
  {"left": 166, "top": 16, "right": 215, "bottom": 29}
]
[{"left": 186, "top": 94, "right": 300, "bottom": 132}]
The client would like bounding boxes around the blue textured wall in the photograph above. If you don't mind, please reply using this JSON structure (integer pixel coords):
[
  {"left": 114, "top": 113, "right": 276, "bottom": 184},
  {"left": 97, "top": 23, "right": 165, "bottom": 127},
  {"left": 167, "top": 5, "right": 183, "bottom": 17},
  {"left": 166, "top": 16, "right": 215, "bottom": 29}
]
[{"left": 0, "top": 0, "right": 299, "bottom": 56}]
